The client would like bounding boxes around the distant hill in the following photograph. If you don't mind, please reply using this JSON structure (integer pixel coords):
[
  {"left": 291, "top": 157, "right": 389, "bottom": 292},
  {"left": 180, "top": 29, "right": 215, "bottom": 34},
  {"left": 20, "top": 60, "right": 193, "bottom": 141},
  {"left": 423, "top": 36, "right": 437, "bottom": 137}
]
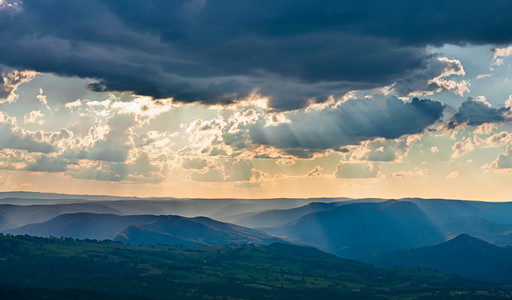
[
  {"left": 6, "top": 213, "right": 283, "bottom": 247},
  {"left": 263, "top": 200, "right": 445, "bottom": 261},
  {"left": 0, "top": 191, "right": 138, "bottom": 203},
  {"left": 0, "top": 234, "right": 504, "bottom": 299},
  {"left": 0, "top": 197, "right": 315, "bottom": 226},
  {"left": 6, "top": 213, "right": 156, "bottom": 240},
  {"left": 404, "top": 198, "right": 512, "bottom": 245},
  {"left": 0, "top": 200, "right": 299, "bottom": 229},
  {"left": 233, "top": 202, "right": 345, "bottom": 228},
  {"left": 6, "top": 194, "right": 512, "bottom": 262},
  {"left": 373, "top": 234, "right": 512, "bottom": 284},
  {"left": 113, "top": 215, "right": 284, "bottom": 246},
  {"left": 231, "top": 198, "right": 387, "bottom": 228},
  {"left": 0, "top": 213, "right": 17, "bottom": 232},
  {"left": 0, "top": 203, "right": 123, "bottom": 228},
  {"left": 440, "top": 216, "right": 512, "bottom": 246}
]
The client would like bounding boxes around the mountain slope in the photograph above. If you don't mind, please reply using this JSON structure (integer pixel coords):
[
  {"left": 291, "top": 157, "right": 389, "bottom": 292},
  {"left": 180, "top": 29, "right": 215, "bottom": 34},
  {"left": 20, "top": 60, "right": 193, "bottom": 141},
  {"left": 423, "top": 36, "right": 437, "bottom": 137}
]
[
  {"left": 6, "top": 213, "right": 283, "bottom": 246},
  {"left": 0, "top": 203, "right": 123, "bottom": 227},
  {"left": 373, "top": 234, "right": 512, "bottom": 284},
  {"left": 0, "top": 198, "right": 314, "bottom": 227},
  {"left": 440, "top": 216, "right": 512, "bottom": 246},
  {"left": 406, "top": 198, "right": 512, "bottom": 227},
  {"left": 232, "top": 198, "right": 388, "bottom": 228},
  {"left": 233, "top": 202, "right": 345, "bottom": 228},
  {"left": 5, "top": 213, "right": 158, "bottom": 240},
  {"left": 0, "top": 213, "right": 17, "bottom": 232},
  {"left": 113, "top": 215, "right": 283, "bottom": 246},
  {"left": 263, "top": 200, "right": 445, "bottom": 261}
]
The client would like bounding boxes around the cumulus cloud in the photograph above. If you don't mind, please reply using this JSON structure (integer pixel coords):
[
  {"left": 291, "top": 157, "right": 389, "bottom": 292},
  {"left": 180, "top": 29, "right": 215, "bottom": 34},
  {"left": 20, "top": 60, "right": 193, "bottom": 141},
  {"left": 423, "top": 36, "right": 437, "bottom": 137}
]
[
  {"left": 474, "top": 123, "right": 497, "bottom": 135},
  {"left": 449, "top": 98, "right": 510, "bottom": 128},
  {"left": 485, "top": 146, "right": 512, "bottom": 169},
  {"left": 493, "top": 45, "right": 512, "bottom": 59},
  {"left": 451, "top": 138, "right": 475, "bottom": 159},
  {"left": 0, "top": 0, "right": 21, "bottom": 13},
  {"left": 182, "top": 157, "right": 207, "bottom": 170},
  {"left": 250, "top": 97, "right": 443, "bottom": 150},
  {"left": 65, "top": 112, "right": 136, "bottom": 163},
  {"left": 364, "top": 138, "right": 413, "bottom": 162},
  {"left": 0, "top": 111, "right": 54, "bottom": 153},
  {"left": 446, "top": 171, "right": 459, "bottom": 179},
  {"left": 68, "top": 152, "right": 166, "bottom": 183},
  {"left": 85, "top": 114, "right": 135, "bottom": 162},
  {"left": 23, "top": 110, "right": 45, "bottom": 125},
  {"left": 1, "top": 1, "right": 512, "bottom": 109},
  {"left": 36, "top": 88, "right": 50, "bottom": 110},
  {"left": 335, "top": 162, "right": 381, "bottom": 178},
  {"left": 392, "top": 168, "right": 428, "bottom": 178},
  {"left": 484, "top": 131, "right": 512, "bottom": 147},
  {"left": 492, "top": 45, "right": 512, "bottom": 66},
  {"left": 505, "top": 95, "right": 512, "bottom": 109},
  {"left": 391, "top": 57, "right": 469, "bottom": 97},
  {"left": 190, "top": 159, "right": 260, "bottom": 183},
  {"left": 191, "top": 168, "right": 225, "bottom": 182},
  {"left": 306, "top": 165, "right": 323, "bottom": 177},
  {"left": 0, "top": 67, "right": 38, "bottom": 103}
]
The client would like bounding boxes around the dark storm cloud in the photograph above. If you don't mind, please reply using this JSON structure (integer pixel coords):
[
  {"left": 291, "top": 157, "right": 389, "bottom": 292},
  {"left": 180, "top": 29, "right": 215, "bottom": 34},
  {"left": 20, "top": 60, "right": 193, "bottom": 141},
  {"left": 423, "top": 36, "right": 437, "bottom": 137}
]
[
  {"left": 249, "top": 97, "right": 444, "bottom": 150},
  {"left": 1, "top": 0, "right": 512, "bottom": 109},
  {"left": 449, "top": 98, "right": 510, "bottom": 128}
]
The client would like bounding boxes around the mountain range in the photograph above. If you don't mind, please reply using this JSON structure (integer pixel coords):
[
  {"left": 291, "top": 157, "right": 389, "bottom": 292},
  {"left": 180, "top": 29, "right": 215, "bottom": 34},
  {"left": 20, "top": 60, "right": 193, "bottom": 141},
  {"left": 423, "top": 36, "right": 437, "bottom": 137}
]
[
  {"left": 5, "top": 213, "right": 283, "bottom": 247},
  {"left": 4, "top": 192, "right": 512, "bottom": 288},
  {"left": 262, "top": 200, "right": 445, "bottom": 260}
]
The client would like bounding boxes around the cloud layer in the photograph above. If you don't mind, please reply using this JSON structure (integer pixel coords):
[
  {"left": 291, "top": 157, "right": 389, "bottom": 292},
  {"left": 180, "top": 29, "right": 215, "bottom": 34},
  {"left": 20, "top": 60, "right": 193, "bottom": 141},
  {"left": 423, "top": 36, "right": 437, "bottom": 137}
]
[
  {"left": 250, "top": 97, "right": 444, "bottom": 150},
  {"left": 2, "top": 0, "right": 512, "bottom": 109}
]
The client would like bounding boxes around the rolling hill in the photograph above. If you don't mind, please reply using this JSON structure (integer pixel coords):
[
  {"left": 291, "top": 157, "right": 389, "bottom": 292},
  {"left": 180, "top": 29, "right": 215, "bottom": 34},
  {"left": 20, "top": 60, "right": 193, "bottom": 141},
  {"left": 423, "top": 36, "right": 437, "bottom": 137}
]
[
  {"left": 6, "top": 213, "right": 283, "bottom": 246},
  {"left": 232, "top": 201, "right": 345, "bottom": 228},
  {"left": 373, "top": 234, "right": 512, "bottom": 284},
  {"left": 263, "top": 200, "right": 445, "bottom": 261}
]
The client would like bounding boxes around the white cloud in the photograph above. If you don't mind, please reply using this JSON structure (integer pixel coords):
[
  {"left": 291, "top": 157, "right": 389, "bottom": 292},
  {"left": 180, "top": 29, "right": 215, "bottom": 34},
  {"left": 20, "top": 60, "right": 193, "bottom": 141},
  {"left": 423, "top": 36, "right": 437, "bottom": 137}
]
[
  {"left": 335, "top": 162, "right": 381, "bottom": 178},
  {"left": 65, "top": 99, "right": 82, "bottom": 110},
  {"left": 0, "top": 68, "right": 38, "bottom": 103},
  {"left": 391, "top": 57, "right": 469, "bottom": 97},
  {"left": 0, "top": 111, "right": 54, "bottom": 153},
  {"left": 474, "top": 123, "right": 497, "bottom": 135},
  {"left": 492, "top": 45, "right": 512, "bottom": 67},
  {"left": 392, "top": 168, "right": 428, "bottom": 178},
  {"left": 23, "top": 110, "right": 45, "bottom": 125},
  {"left": 0, "top": 0, "right": 22, "bottom": 13},
  {"left": 451, "top": 138, "right": 475, "bottom": 158},
  {"left": 484, "top": 145, "right": 512, "bottom": 169},
  {"left": 484, "top": 131, "right": 512, "bottom": 147},
  {"left": 505, "top": 95, "right": 512, "bottom": 109},
  {"left": 306, "top": 165, "right": 323, "bottom": 177},
  {"left": 37, "top": 88, "right": 50, "bottom": 110},
  {"left": 474, "top": 95, "right": 492, "bottom": 107},
  {"left": 493, "top": 45, "right": 512, "bottom": 59},
  {"left": 446, "top": 171, "right": 459, "bottom": 179},
  {"left": 476, "top": 73, "right": 491, "bottom": 79}
]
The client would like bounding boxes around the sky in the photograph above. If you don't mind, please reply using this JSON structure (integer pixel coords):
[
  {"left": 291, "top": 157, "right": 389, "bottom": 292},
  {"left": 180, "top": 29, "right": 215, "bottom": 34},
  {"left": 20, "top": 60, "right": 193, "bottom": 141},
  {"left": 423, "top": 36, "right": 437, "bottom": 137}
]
[{"left": 1, "top": 0, "right": 512, "bottom": 200}]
